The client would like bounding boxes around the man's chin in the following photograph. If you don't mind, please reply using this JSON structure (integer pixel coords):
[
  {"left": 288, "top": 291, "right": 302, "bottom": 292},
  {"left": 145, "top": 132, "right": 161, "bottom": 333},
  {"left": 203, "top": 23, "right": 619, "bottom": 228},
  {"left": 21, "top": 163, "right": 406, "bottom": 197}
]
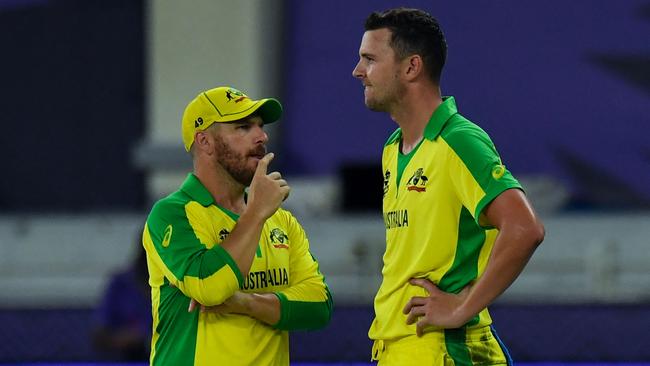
[
  {"left": 227, "top": 166, "right": 255, "bottom": 187},
  {"left": 238, "top": 174, "right": 255, "bottom": 187},
  {"left": 366, "top": 101, "right": 385, "bottom": 112}
]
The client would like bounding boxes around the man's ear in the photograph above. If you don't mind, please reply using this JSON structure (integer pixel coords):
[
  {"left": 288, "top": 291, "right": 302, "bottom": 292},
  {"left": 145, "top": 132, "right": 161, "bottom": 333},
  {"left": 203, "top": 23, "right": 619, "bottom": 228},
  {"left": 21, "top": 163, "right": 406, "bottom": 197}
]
[
  {"left": 403, "top": 55, "right": 423, "bottom": 82},
  {"left": 194, "top": 130, "right": 213, "bottom": 155}
]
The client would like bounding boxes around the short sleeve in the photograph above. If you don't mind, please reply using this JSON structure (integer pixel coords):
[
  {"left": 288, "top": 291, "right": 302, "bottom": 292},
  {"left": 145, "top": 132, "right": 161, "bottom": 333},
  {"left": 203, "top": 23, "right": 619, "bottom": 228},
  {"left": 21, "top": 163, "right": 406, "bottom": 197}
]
[{"left": 442, "top": 124, "right": 522, "bottom": 227}]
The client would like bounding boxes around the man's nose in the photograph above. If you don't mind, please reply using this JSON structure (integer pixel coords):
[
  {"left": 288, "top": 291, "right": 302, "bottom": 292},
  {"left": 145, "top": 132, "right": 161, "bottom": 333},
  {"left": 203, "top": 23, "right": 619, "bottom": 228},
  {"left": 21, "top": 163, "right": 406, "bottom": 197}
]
[
  {"left": 255, "top": 126, "right": 268, "bottom": 144},
  {"left": 352, "top": 61, "right": 364, "bottom": 79}
]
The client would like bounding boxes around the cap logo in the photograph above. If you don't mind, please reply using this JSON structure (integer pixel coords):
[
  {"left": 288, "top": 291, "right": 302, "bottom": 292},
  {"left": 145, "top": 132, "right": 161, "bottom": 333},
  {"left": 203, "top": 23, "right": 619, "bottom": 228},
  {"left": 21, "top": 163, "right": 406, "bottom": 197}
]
[
  {"left": 194, "top": 117, "right": 204, "bottom": 128},
  {"left": 225, "top": 88, "right": 249, "bottom": 103}
]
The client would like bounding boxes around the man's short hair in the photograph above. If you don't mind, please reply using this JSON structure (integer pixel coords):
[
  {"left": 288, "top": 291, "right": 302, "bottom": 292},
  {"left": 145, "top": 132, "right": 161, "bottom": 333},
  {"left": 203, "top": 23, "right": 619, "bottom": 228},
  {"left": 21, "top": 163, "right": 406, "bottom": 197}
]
[{"left": 365, "top": 8, "right": 447, "bottom": 83}]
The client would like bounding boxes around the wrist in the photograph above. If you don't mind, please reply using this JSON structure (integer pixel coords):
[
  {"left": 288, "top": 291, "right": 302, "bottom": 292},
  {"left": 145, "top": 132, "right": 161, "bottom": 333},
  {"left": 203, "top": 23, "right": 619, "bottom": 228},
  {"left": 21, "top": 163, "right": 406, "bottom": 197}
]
[
  {"left": 239, "top": 209, "right": 266, "bottom": 228},
  {"left": 238, "top": 292, "right": 254, "bottom": 316},
  {"left": 247, "top": 293, "right": 281, "bottom": 325},
  {"left": 454, "top": 284, "right": 476, "bottom": 325},
  {"left": 452, "top": 293, "right": 476, "bottom": 327},
  {"left": 454, "top": 304, "right": 471, "bottom": 326}
]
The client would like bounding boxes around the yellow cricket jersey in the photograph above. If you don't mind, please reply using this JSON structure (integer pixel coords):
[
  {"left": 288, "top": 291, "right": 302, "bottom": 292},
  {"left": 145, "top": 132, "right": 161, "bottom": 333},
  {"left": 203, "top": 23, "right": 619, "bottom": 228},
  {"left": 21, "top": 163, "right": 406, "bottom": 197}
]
[
  {"left": 142, "top": 174, "right": 332, "bottom": 366},
  {"left": 369, "top": 97, "right": 522, "bottom": 342}
]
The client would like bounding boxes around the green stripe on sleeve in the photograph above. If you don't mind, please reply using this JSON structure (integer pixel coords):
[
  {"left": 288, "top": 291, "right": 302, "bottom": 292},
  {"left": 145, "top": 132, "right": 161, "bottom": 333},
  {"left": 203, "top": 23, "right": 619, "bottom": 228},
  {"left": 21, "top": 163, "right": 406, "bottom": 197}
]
[
  {"left": 273, "top": 288, "right": 333, "bottom": 331},
  {"left": 147, "top": 193, "right": 241, "bottom": 283},
  {"left": 147, "top": 196, "right": 226, "bottom": 280},
  {"left": 441, "top": 117, "right": 521, "bottom": 225},
  {"left": 441, "top": 119, "right": 503, "bottom": 190}
]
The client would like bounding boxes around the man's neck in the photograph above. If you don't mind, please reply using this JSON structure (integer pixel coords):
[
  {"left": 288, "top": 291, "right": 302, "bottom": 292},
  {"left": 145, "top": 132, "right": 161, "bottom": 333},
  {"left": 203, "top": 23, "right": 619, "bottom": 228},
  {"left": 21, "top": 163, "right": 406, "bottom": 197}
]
[
  {"left": 194, "top": 164, "right": 247, "bottom": 215},
  {"left": 390, "top": 85, "right": 442, "bottom": 154}
]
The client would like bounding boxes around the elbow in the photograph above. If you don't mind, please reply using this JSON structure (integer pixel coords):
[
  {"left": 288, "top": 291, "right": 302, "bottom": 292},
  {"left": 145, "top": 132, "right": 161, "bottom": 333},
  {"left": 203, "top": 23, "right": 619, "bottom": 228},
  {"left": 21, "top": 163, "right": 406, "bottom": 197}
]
[
  {"left": 315, "top": 297, "right": 334, "bottom": 329},
  {"left": 199, "top": 290, "right": 236, "bottom": 307},
  {"left": 527, "top": 220, "right": 545, "bottom": 249},
  {"left": 198, "top": 278, "right": 240, "bottom": 306},
  {"left": 179, "top": 273, "right": 240, "bottom": 307},
  {"left": 509, "top": 218, "right": 545, "bottom": 252},
  {"left": 314, "top": 313, "right": 332, "bottom": 330},
  {"left": 178, "top": 284, "right": 233, "bottom": 307},
  {"left": 302, "top": 292, "right": 334, "bottom": 331},
  {"left": 321, "top": 290, "right": 334, "bottom": 328},
  {"left": 306, "top": 300, "right": 333, "bottom": 331}
]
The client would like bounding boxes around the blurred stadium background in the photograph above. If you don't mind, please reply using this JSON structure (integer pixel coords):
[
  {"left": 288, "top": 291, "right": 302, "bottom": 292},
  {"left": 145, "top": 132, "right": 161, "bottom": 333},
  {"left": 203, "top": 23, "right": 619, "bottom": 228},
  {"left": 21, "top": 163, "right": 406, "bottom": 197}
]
[{"left": 1, "top": 0, "right": 649, "bottom": 364}]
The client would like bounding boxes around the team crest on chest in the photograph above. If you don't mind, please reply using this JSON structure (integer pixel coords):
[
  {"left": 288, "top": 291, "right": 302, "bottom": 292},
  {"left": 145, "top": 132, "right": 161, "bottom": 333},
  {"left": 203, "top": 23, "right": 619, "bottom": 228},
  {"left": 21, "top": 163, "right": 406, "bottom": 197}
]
[
  {"left": 383, "top": 170, "right": 391, "bottom": 197},
  {"left": 406, "top": 168, "right": 428, "bottom": 192},
  {"left": 270, "top": 228, "right": 290, "bottom": 249}
]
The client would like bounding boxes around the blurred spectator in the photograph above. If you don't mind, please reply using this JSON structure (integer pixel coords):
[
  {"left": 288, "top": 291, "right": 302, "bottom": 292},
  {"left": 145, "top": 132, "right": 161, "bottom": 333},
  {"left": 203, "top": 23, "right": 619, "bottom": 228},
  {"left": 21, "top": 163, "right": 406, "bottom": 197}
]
[{"left": 91, "top": 241, "right": 151, "bottom": 361}]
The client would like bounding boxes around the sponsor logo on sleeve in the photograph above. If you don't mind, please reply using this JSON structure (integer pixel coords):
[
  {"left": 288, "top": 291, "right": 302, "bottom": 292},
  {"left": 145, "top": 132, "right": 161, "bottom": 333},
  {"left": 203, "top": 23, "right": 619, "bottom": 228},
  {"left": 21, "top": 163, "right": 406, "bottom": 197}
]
[
  {"left": 162, "top": 225, "right": 173, "bottom": 247},
  {"left": 492, "top": 164, "right": 506, "bottom": 180}
]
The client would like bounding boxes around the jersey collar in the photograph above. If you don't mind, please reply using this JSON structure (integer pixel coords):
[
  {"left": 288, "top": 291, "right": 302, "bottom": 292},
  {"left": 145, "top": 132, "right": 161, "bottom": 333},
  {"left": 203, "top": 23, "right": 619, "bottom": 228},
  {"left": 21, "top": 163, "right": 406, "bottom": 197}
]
[
  {"left": 423, "top": 96, "right": 458, "bottom": 141},
  {"left": 385, "top": 96, "right": 458, "bottom": 145},
  {"left": 180, "top": 173, "right": 214, "bottom": 206}
]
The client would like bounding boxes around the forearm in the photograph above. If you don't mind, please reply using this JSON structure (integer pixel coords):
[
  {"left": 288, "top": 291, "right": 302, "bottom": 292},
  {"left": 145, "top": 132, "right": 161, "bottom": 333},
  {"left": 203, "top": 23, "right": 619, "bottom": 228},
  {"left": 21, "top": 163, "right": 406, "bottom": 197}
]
[
  {"left": 219, "top": 211, "right": 266, "bottom": 275},
  {"left": 244, "top": 293, "right": 281, "bottom": 326},
  {"left": 458, "top": 225, "right": 542, "bottom": 322},
  {"left": 239, "top": 288, "right": 333, "bottom": 330},
  {"left": 220, "top": 151, "right": 289, "bottom": 275}
]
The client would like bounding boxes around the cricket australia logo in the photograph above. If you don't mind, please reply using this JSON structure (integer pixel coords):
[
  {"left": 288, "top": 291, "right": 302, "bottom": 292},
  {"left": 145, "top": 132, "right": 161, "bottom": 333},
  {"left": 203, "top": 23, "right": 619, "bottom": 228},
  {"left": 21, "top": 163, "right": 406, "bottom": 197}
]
[
  {"left": 406, "top": 168, "right": 428, "bottom": 192},
  {"left": 269, "top": 228, "right": 289, "bottom": 249},
  {"left": 383, "top": 170, "right": 391, "bottom": 197},
  {"left": 225, "top": 88, "right": 248, "bottom": 103},
  {"left": 219, "top": 228, "right": 230, "bottom": 241}
]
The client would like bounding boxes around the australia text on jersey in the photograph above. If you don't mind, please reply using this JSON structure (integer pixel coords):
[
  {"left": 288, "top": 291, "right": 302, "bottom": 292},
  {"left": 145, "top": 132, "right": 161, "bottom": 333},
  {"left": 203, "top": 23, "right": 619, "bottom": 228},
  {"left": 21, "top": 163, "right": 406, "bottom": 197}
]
[
  {"left": 384, "top": 209, "right": 409, "bottom": 229},
  {"left": 242, "top": 267, "right": 289, "bottom": 290}
]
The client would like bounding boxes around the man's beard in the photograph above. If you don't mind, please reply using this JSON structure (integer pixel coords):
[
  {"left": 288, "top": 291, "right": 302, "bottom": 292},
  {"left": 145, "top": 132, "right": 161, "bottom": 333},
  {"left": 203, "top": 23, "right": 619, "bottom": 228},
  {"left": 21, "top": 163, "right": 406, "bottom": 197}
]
[{"left": 214, "top": 135, "right": 266, "bottom": 186}]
